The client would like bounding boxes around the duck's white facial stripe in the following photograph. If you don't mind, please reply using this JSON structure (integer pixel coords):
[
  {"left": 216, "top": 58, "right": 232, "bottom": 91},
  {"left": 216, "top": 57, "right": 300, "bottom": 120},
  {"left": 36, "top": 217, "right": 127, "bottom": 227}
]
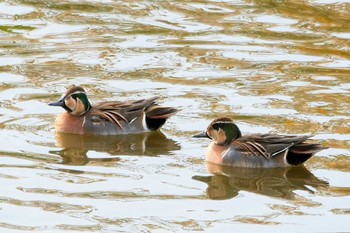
[
  {"left": 69, "top": 91, "right": 86, "bottom": 96},
  {"left": 61, "top": 91, "right": 86, "bottom": 100},
  {"left": 214, "top": 121, "right": 233, "bottom": 124}
]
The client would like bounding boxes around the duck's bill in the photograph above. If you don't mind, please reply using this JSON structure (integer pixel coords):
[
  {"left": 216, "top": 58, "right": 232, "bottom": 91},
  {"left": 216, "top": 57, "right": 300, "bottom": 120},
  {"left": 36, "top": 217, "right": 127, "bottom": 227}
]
[
  {"left": 49, "top": 99, "right": 64, "bottom": 107},
  {"left": 192, "top": 131, "right": 208, "bottom": 138}
]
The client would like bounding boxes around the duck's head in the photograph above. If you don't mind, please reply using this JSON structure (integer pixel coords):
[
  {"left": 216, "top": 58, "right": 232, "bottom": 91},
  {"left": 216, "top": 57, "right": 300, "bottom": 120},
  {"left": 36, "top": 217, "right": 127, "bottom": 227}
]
[
  {"left": 49, "top": 85, "right": 91, "bottom": 116},
  {"left": 193, "top": 117, "right": 242, "bottom": 146}
]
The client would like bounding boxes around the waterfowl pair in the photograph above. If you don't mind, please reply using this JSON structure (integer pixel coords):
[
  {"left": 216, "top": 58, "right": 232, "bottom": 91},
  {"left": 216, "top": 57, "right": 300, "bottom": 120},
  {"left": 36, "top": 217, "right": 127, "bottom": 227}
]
[
  {"left": 49, "top": 85, "right": 178, "bottom": 135},
  {"left": 49, "top": 86, "right": 326, "bottom": 167},
  {"left": 194, "top": 117, "right": 327, "bottom": 168}
]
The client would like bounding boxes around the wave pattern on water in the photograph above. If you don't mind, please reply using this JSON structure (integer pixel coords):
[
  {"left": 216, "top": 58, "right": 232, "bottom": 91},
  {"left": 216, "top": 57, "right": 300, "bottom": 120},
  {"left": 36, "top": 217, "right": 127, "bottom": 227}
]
[{"left": 0, "top": 0, "right": 349, "bottom": 232}]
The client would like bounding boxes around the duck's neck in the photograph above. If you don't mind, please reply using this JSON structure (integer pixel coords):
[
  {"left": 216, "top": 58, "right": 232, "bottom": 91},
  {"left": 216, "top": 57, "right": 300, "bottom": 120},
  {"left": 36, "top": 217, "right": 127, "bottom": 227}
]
[{"left": 205, "top": 142, "right": 229, "bottom": 165}]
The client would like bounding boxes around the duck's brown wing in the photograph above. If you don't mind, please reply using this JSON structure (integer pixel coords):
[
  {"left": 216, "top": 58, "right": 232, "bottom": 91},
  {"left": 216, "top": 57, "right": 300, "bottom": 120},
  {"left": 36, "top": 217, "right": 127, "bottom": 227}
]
[
  {"left": 233, "top": 134, "right": 313, "bottom": 159},
  {"left": 89, "top": 97, "right": 178, "bottom": 131},
  {"left": 89, "top": 97, "right": 157, "bottom": 127}
]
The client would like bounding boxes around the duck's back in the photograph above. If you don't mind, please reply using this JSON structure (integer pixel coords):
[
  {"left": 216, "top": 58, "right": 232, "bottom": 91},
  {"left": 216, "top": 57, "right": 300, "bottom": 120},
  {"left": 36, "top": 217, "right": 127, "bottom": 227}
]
[
  {"left": 83, "top": 97, "right": 177, "bottom": 135},
  {"left": 217, "top": 134, "right": 325, "bottom": 168}
]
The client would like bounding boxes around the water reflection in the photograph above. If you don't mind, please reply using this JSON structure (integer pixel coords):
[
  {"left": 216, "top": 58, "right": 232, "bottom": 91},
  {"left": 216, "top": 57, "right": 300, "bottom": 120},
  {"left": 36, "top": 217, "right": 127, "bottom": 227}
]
[
  {"left": 50, "top": 131, "right": 180, "bottom": 165},
  {"left": 1, "top": 0, "right": 349, "bottom": 231},
  {"left": 193, "top": 163, "right": 328, "bottom": 200}
]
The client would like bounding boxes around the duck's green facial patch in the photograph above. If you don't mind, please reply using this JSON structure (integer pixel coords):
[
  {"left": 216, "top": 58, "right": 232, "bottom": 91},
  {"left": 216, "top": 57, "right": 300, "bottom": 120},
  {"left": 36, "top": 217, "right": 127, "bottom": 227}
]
[
  {"left": 71, "top": 92, "right": 91, "bottom": 112},
  {"left": 212, "top": 121, "right": 242, "bottom": 145}
]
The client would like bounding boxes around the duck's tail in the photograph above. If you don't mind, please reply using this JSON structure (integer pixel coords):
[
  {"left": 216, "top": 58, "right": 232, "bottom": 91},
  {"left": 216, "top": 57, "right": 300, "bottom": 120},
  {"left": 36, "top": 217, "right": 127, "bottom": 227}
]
[
  {"left": 287, "top": 143, "right": 327, "bottom": 165},
  {"left": 145, "top": 105, "right": 179, "bottom": 131}
]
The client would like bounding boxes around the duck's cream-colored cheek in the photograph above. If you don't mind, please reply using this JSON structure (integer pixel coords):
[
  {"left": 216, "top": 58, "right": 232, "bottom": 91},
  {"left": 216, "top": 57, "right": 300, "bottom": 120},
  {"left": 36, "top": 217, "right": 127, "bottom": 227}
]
[
  {"left": 208, "top": 129, "right": 218, "bottom": 143},
  {"left": 72, "top": 98, "right": 85, "bottom": 115},
  {"left": 64, "top": 96, "right": 76, "bottom": 112},
  {"left": 216, "top": 129, "right": 227, "bottom": 145}
]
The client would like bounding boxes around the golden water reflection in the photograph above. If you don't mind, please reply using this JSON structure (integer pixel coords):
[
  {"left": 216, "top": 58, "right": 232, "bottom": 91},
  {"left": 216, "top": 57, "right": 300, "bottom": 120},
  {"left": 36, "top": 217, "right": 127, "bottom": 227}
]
[
  {"left": 193, "top": 163, "right": 329, "bottom": 200},
  {"left": 52, "top": 131, "right": 180, "bottom": 165},
  {"left": 1, "top": 0, "right": 350, "bottom": 232}
]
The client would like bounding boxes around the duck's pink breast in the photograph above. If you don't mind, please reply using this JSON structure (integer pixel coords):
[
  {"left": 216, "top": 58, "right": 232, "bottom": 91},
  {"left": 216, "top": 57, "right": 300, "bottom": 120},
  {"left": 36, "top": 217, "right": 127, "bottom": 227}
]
[
  {"left": 205, "top": 143, "right": 229, "bottom": 165},
  {"left": 54, "top": 112, "right": 85, "bottom": 134}
]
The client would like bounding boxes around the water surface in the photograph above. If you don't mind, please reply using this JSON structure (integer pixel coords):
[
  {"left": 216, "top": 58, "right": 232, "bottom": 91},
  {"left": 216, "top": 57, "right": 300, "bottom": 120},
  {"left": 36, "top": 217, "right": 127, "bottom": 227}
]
[{"left": 0, "top": 0, "right": 350, "bottom": 232}]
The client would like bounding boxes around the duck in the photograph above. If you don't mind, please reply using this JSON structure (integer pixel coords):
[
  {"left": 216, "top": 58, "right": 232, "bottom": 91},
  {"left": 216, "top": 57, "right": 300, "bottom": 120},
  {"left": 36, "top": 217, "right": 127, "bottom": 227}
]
[
  {"left": 193, "top": 117, "right": 327, "bottom": 168},
  {"left": 49, "top": 85, "right": 178, "bottom": 135}
]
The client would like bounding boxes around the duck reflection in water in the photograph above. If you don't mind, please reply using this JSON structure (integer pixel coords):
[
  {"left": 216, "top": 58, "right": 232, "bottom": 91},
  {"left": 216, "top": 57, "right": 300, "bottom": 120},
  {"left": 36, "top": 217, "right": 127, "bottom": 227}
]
[
  {"left": 50, "top": 131, "right": 180, "bottom": 165},
  {"left": 193, "top": 162, "right": 328, "bottom": 200}
]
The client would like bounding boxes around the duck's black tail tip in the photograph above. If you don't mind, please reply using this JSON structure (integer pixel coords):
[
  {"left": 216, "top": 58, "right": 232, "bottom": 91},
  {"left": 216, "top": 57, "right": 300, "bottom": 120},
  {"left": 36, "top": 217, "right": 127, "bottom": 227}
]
[
  {"left": 146, "top": 107, "right": 179, "bottom": 131},
  {"left": 287, "top": 143, "right": 327, "bottom": 165}
]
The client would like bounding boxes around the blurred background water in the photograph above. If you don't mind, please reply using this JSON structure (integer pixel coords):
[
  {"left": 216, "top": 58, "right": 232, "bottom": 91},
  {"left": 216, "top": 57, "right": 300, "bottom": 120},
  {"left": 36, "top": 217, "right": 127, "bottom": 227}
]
[{"left": 0, "top": 0, "right": 349, "bottom": 232}]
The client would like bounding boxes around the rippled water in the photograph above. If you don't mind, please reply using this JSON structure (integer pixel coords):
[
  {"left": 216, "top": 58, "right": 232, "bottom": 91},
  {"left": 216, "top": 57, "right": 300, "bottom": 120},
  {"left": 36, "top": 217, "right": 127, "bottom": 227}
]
[{"left": 1, "top": 0, "right": 350, "bottom": 232}]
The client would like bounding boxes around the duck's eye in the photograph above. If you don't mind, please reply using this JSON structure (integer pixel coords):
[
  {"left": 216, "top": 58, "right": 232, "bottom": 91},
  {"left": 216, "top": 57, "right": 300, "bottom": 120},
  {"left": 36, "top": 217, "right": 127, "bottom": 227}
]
[
  {"left": 71, "top": 94, "right": 78, "bottom": 100},
  {"left": 212, "top": 123, "right": 219, "bottom": 130}
]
